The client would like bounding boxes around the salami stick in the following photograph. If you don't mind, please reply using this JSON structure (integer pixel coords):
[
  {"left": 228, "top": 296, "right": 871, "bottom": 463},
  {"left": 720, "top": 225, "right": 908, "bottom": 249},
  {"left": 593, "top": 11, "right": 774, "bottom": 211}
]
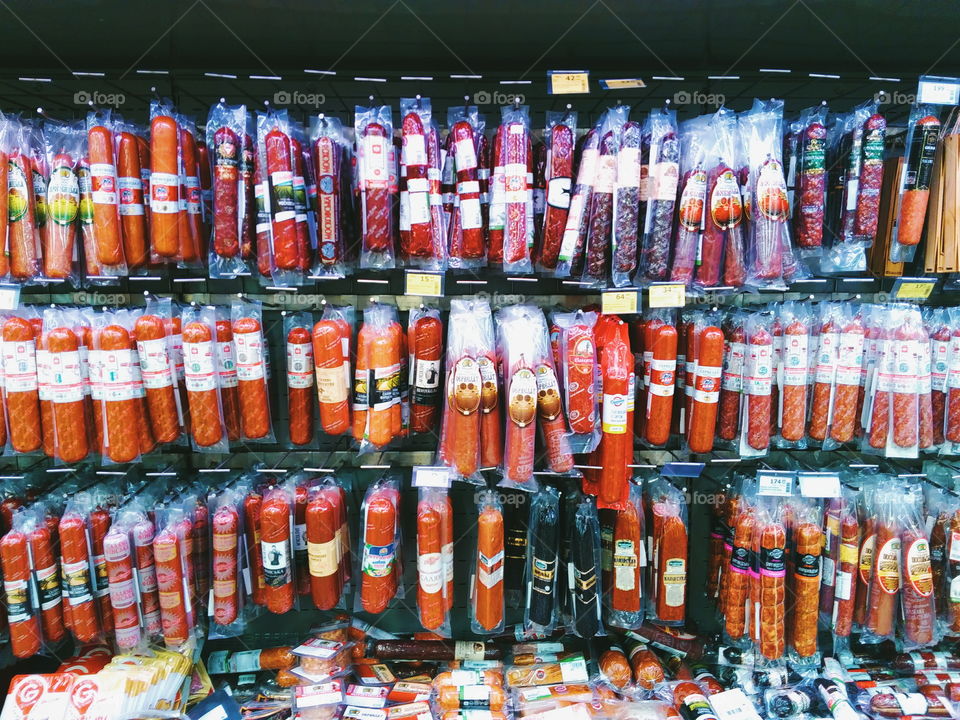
[
  {"left": 450, "top": 120, "right": 484, "bottom": 260},
  {"left": 791, "top": 520, "right": 822, "bottom": 658},
  {"left": 717, "top": 321, "right": 745, "bottom": 442},
  {"left": 559, "top": 130, "right": 598, "bottom": 275},
  {"left": 640, "top": 128, "right": 679, "bottom": 281},
  {"left": 313, "top": 135, "right": 341, "bottom": 266},
  {"left": 795, "top": 120, "right": 827, "bottom": 249},
  {"left": 853, "top": 113, "right": 886, "bottom": 241},
  {"left": 584, "top": 132, "right": 616, "bottom": 282},
  {"left": 503, "top": 120, "right": 532, "bottom": 267},
  {"left": 286, "top": 325, "right": 314, "bottom": 446},
  {"left": 613, "top": 121, "right": 642, "bottom": 281},
  {"left": 540, "top": 121, "right": 575, "bottom": 270},
  {"left": 402, "top": 111, "right": 432, "bottom": 257}
]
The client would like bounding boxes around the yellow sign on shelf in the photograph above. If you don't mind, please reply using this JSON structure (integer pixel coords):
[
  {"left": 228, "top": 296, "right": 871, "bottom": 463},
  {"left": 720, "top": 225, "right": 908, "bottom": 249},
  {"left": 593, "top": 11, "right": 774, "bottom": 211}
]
[
  {"left": 602, "top": 290, "right": 640, "bottom": 315},
  {"left": 548, "top": 71, "right": 590, "bottom": 95},
  {"left": 404, "top": 271, "right": 444, "bottom": 298},
  {"left": 648, "top": 283, "right": 685, "bottom": 308},
  {"left": 894, "top": 279, "right": 935, "bottom": 300}
]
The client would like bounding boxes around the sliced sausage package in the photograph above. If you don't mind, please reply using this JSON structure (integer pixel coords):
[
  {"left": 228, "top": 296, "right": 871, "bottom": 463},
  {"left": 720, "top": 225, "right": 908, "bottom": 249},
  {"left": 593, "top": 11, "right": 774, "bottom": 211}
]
[
  {"left": 738, "top": 311, "right": 774, "bottom": 458},
  {"left": 581, "top": 106, "right": 627, "bottom": 288},
  {"left": 739, "top": 99, "right": 796, "bottom": 290},
  {"left": 257, "top": 108, "right": 305, "bottom": 287},
  {"left": 524, "top": 485, "right": 561, "bottom": 636},
  {"left": 891, "top": 104, "right": 942, "bottom": 264},
  {"left": 149, "top": 98, "right": 182, "bottom": 264},
  {"left": 786, "top": 497, "right": 823, "bottom": 667},
  {"left": 669, "top": 115, "right": 711, "bottom": 286},
  {"left": 407, "top": 306, "right": 443, "bottom": 435},
  {"left": 40, "top": 123, "right": 83, "bottom": 284},
  {"left": 792, "top": 104, "right": 829, "bottom": 259},
  {"left": 604, "top": 482, "right": 644, "bottom": 631},
  {"left": 900, "top": 483, "right": 940, "bottom": 650},
  {"left": 645, "top": 477, "right": 688, "bottom": 627},
  {"left": 40, "top": 307, "right": 90, "bottom": 465},
  {"left": 357, "top": 475, "right": 402, "bottom": 615},
  {"left": 554, "top": 310, "right": 600, "bottom": 454},
  {"left": 180, "top": 305, "right": 230, "bottom": 453},
  {"left": 438, "top": 298, "right": 495, "bottom": 483},
  {"left": 355, "top": 104, "right": 396, "bottom": 271},
  {"left": 135, "top": 295, "right": 187, "bottom": 447},
  {"left": 636, "top": 107, "right": 679, "bottom": 286},
  {"left": 231, "top": 298, "right": 275, "bottom": 444},
  {"left": 537, "top": 110, "right": 576, "bottom": 276},
  {"left": 498, "top": 105, "right": 535, "bottom": 275},
  {"left": 555, "top": 126, "right": 598, "bottom": 278},
  {"left": 284, "top": 312, "right": 316, "bottom": 447},
  {"left": 313, "top": 303, "right": 353, "bottom": 438},
  {"left": 415, "top": 487, "right": 452, "bottom": 636},
  {"left": 7, "top": 119, "right": 44, "bottom": 283},
  {"left": 309, "top": 116, "right": 348, "bottom": 278},
  {"left": 205, "top": 101, "right": 248, "bottom": 279},
  {"left": 355, "top": 302, "right": 405, "bottom": 453},
  {"left": 470, "top": 489, "right": 505, "bottom": 635}
]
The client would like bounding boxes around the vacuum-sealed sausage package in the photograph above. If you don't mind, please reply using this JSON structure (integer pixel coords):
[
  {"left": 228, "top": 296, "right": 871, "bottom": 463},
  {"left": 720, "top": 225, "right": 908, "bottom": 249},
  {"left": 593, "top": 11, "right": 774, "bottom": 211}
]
[
  {"left": 40, "top": 307, "right": 90, "bottom": 464},
  {"left": 555, "top": 126, "right": 599, "bottom": 278},
  {"left": 355, "top": 302, "right": 405, "bottom": 453},
  {"left": 231, "top": 298, "right": 274, "bottom": 444},
  {"left": 791, "top": 103, "right": 829, "bottom": 259},
  {"left": 890, "top": 104, "right": 942, "bottom": 264},
  {"left": 399, "top": 97, "right": 445, "bottom": 271},
  {"left": 356, "top": 475, "right": 402, "bottom": 615},
  {"left": 355, "top": 104, "right": 396, "bottom": 271},
  {"left": 787, "top": 496, "right": 823, "bottom": 667},
  {"left": 176, "top": 115, "right": 204, "bottom": 270},
  {"left": 645, "top": 476, "right": 688, "bottom": 627},
  {"left": 135, "top": 295, "right": 186, "bottom": 447},
  {"left": 581, "top": 106, "right": 627, "bottom": 289},
  {"left": 309, "top": 115, "right": 349, "bottom": 278},
  {"left": 40, "top": 123, "right": 83, "bottom": 284},
  {"left": 407, "top": 306, "right": 442, "bottom": 435},
  {"left": 497, "top": 105, "right": 534, "bottom": 275},
  {"left": 206, "top": 101, "right": 249, "bottom": 279},
  {"left": 179, "top": 305, "right": 230, "bottom": 453},
  {"left": 470, "top": 489, "right": 505, "bottom": 635},
  {"left": 604, "top": 481, "right": 644, "bottom": 631},
  {"left": 738, "top": 310, "right": 774, "bottom": 458},
  {"left": 566, "top": 495, "right": 602, "bottom": 638},
  {"left": 553, "top": 309, "right": 600, "bottom": 454},
  {"left": 821, "top": 304, "right": 867, "bottom": 451},
  {"left": 636, "top": 107, "right": 679, "bottom": 285},
  {"left": 523, "top": 485, "right": 561, "bottom": 636},
  {"left": 206, "top": 487, "right": 246, "bottom": 638},
  {"left": 669, "top": 115, "right": 711, "bottom": 287},
  {"left": 538, "top": 110, "right": 577, "bottom": 276},
  {"left": 415, "top": 486, "right": 452, "bottom": 636},
  {"left": 284, "top": 311, "right": 315, "bottom": 447},
  {"left": 312, "top": 303, "right": 353, "bottom": 439}
]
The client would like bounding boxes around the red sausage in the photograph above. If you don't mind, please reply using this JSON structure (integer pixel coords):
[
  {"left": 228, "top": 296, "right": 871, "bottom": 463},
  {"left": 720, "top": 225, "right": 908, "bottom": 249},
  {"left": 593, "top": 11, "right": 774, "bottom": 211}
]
[
  {"left": 286, "top": 325, "right": 314, "bottom": 445},
  {"left": 150, "top": 114, "right": 180, "bottom": 257},
  {"left": 86, "top": 124, "right": 123, "bottom": 266},
  {"left": 260, "top": 490, "right": 294, "bottom": 614}
]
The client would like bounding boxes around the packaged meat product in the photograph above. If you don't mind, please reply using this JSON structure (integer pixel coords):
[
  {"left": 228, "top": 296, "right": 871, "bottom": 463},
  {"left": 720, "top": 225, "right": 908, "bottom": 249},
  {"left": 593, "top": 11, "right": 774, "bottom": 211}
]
[
  {"left": 567, "top": 496, "right": 602, "bottom": 637},
  {"left": 645, "top": 476, "right": 688, "bottom": 627},
  {"left": 538, "top": 110, "right": 576, "bottom": 274},
  {"left": 471, "top": 490, "right": 505, "bottom": 635},
  {"left": 358, "top": 476, "right": 401, "bottom": 614},
  {"left": 890, "top": 104, "right": 941, "bottom": 264},
  {"left": 205, "top": 101, "right": 248, "bottom": 278},
  {"left": 309, "top": 115, "right": 348, "bottom": 277},
  {"left": 637, "top": 108, "right": 679, "bottom": 284},
  {"left": 524, "top": 486, "right": 561, "bottom": 636}
]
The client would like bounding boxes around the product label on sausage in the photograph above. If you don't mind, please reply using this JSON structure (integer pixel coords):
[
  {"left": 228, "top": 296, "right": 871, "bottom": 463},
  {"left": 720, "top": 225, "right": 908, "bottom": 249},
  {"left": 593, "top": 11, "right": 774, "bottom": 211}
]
[
  {"left": 62, "top": 559, "right": 94, "bottom": 606},
  {"left": 118, "top": 176, "right": 145, "bottom": 215},
  {"left": 694, "top": 364, "right": 722, "bottom": 404},
  {"left": 34, "top": 562, "right": 61, "bottom": 612},
  {"left": 460, "top": 195, "right": 483, "bottom": 230},
  {"left": 3, "top": 578, "right": 31, "bottom": 623},
  {"left": 3, "top": 340, "right": 37, "bottom": 393},
  {"left": 721, "top": 341, "right": 745, "bottom": 391},
  {"left": 35, "top": 349, "right": 51, "bottom": 400},
  {"left": 906, "top": 538, "right": 933, "bottom": 596},
  {"left": 362, "top": 541, "right": 396, "bottom": 578},
  {"left": 413, "top": 358, "right": 440, "bottom": 406},
  {"left": 649, "top": 160, "right": 679, "bottom": 201},
  {"left": 663, "top": 557, "right": 686, "bottom": 607},
  {"left": 614, "top": 539, "right": 638, "bottom": 591},
  {"left": 137, "top": 338, "right": 173, "bottom": 390},
  {"left": 876, "top": 537, "right": 902, "bottom": 594},
  {"left": 756, "top": 160, "right": 789, "bottom": 222},
  {"left": 150, "top": 172, "right": 180, "bottom": 214},
  {"left": 547, "top": 177, "right": 572, "bottom": 209},
  {"left": 363, "top": 135, "right": 389, "bottom": 188},
  {"left": 308, "top": 538, "right": 339, "bottom": 578},
  {"left": 261, "top": 539, "right": 291, "bottom": 587},
  {"left": 287, "top": 342, "right": 314, "bottom": 389},
  {"left": 815, "top": 330, "right": 839, "bottom": 383},
  {"left": 475, "top": 357, "right": 497, "bottom": 415},
  {"left": 371, "top": 363, "right": 401, "bottom": 411},
  {"left": 100, "top": 348, "right": 138, "bottom": 401},
  {"left": 678, "top": 170, "right": 707, "bottom": 232},
  {"left": 710, "top": 170, "right": 743, "bottom": 229},
  {"left": 795, "top": 550, "right": 821, "bottom": 579},
  {"left": 759, "top": 545, "right": 786, "bottom": 577},
  {"left": 649, "top": 358, "right": 676, "bottom": 397},
  {"left": 859, "top": 533, "right": 876, "bottom": 583},
  {"left": 48, "top": 164, "right": 80, "bottom": 226},
  {"left": 744, "top": 342, "right": 773, "bottom": 396},
  {"left": 478, "top": 548, "right": 504, "bottom": 588},
  {"left": 616, "top": 147, "right": 640, "bottom": 190},
  {"left": 835, "top": 332, "right": 865, "bottom": 385},
  {"left": 48, "top": 349, "right": 83, "bottom": 403},
  {"left": 89, "top": 163, "right": 118, "bottom": 205},
  {"left": 217, "top": 341, "right": 239, "bottom": 389},
  {"left": 354, "top": 366, "right": 370, "bottom": 411},
  {"left": 782, "top": 334, "right": 808, "bottom": 385},
  {"left": 834, "top": 569, "right": 852, "bottom": 601},
  {"left": 184, "top": 340, "right": 217, "bottom": 392},
  {"left": 317, "top": 366, "right": 348, "bottom": 404},
  {"left": 601, "top": 393, "right": 628, "bottom": 433},
  {"left": 234, "top": 330, "right": 265, "bottom": 381},
  {"left": 417, "top": 551, "right": 443, "bottom": 594},
  {"left": 891, "top": 339, "right": 920, "bottom": 394}
]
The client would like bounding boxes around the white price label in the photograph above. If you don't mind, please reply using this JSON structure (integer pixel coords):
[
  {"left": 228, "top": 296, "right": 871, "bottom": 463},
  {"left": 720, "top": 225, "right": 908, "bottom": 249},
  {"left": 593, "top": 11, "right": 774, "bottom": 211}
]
[
  {"left": 798, "top": 473, "right": 841, "bottom": 498},
  {"left": 757, "top": 473, "right": 793, "bottom": 497},
  {"left": 710, "top": 689, "right": 764, "bottom": 720},
  {"left": 918, "top": 77, "right": 960, "bottom": 105},
  {"left": 412, "top": 466, "right": 452, "bottom": 488},
  {"left": 0, "top": 284, "right": 20, "bottom": 310}
]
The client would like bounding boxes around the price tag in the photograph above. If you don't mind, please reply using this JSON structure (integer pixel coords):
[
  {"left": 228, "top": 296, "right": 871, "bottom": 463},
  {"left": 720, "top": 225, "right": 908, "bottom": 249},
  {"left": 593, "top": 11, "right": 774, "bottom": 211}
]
[
  {"left": 0, "top": 284, "right": 21, "bottom": 310},
  {"left": 709, "top": 689, "right": 763, "bottom": 720},
  {"left": 404, "top": 270, "right": 444, "bottom": 298},
  {"left": 892, "top": 276, "right": 936, "bottom": 300},
  {"left": 412, "top": 466, "right": 452, "bottom": 488},
  {"left": 648, "top": 282, "right": 685, "bottom": 308},
  {"left": 548, "top": 70, "right": 590, "bottom": 95},
  {"left": 918, "top": 75, "right": 960, "bottom": 105},
  {"left": 757, "top": 473, "right": 793, "bottom": 497},
  {"left": 599, "top": 78, "right": 646, "bottom": 90},
  {"left": 798, "top": 473, "right": 842, "bottom": 498},
  {"left": 601, "top": 289, "right": 640, "bottom": 315}
]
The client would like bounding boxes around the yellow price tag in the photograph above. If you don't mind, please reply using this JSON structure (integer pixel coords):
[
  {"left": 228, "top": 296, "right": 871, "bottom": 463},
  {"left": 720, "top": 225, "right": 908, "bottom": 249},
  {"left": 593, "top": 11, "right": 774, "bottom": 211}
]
[
  {"left": 549, "top": 71, "right": 590, "bottom": 95},
  {"left": 600, "top": 78, "right": 646, "bottom": 90},
  {"left": 602, "top": 290, "right": 639, "bottom": 315},
  {"left": 405, "top": 271, "right": 444, "bottom": 297},
  {"left": 895, "top": 280, "right": 935, "bottom": 300},
  {"left": 648, "top": 283, "right": 685, "bottom": 308}
]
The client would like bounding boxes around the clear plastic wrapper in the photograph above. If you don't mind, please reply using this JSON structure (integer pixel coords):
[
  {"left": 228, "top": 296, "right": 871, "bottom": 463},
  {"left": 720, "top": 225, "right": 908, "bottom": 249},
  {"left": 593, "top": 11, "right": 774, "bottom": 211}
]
[
  {"left": 39, "top": 307, "right": 89, "bottom": 464},
  {"left": 640, "top": 309, "right": 678, "bottom": 449},
  {"left": 900, "top": 483, "right": 940, "bottom": 650},
  {"left": 257, "top": 108, "right": 304, "bottom": 286},
  {"left": 231, "top": 298, "right": 274, "bottom": 443},
  {"left": 314, "top": 303, "right": 353, "bottom": 437},
  {"left": 400, "top": 98, "right": 439, "bottom": 269},
  {"left": 822, "top": 305, "right": 866, "bottom": 451},
  {"left": 206, "top": 101, "right": 248, "bottom": 278},
  {"left": 357, "top": 475, "right": 402, "bottom": 614},
  {"left": 891, "top": 104, "right": 941, "bottom": 264},
  {"left": 556, "top": 127, "right": 598, "bottom": 277},
  {"left": 258, "top": 483, "right": 297, "bottom": 615},
  {"left": 438, "top": 298, "right": 496, "bottom": 481},
  {"left": 637, "top": 107, "right": 679, "bottom": 285},
  {"left": 612, "top": 118, "right": 642, "bottom": 287},
  {"left": 554, "top": 310, "right": 600, "bottom": 454},
  {"left": 740, "top": 99, "right": 794, "bottom": 289},
  {"left": 135, "top": 295, "right": 186, "bottom": 446},
  {"left": 41, "top": 123, "right": 83, "bottom": 283},
  {"left": 792, "top": 104, "right": 829, "bottom": 257},
  {"left": 604, "top": 482, "right": 644, "bottom": 630},
  {"left": 499, "top": 104, "right": 534, "bottom": 274},
  {"left": 669, "top": 116, "right": 711, "bottom": 286},
  {"left": 717, "top": 310, "right": 747, "bottom": 447},
  {"left": 356, "top": 104, "right": 395, "bottom": 270},
  {"left": 567, "top": 495, "right": 602, "bottom": 637},
  {"left": 538, "top": 110, "right": 576, "bottom": 274},
  {"left": 149, "top": 98, "right": 181, "bottom": 264},
  {"left": 284, "top": 311, "right": 315, "bottom": 447},
  {"left": 470, "top": 489, "right": 505, "bottom": 635},
  {"left": 290, "top": 122, "right": 313, "bottom": 273},
  {"left": 152, "top": 505, "right": 196, "bottom": 649},
  {"left": 828, "top": 487, "right": 859, "bottom": 658},
  {"left": 860, "top": 478, "right": 899, "bottom": 643},
  {"left": 2, "top": 311, "right": 42, "bottom": 454},
  {"left": 645, "top": 477, "right": 688, "bottom": 627},
  {"left": 355, "top": 302, "right": 404, "bottom": 452},
  {"left": 738, "top": 311, "right": 774, "bottom": 458},
  {"left": 206, "top": 488, "right": 245, "bottom": 637},
  {"left": 496, "top": 304, "right": 542, "bottom": 488},
  {"left": 582, "top": 107, "right": 627, "bottom": 287},
  {"left": 58, "top": 496, "right": 104, "bottom": 645},
  {"left": 524, "top": 486, "right": 561, "bottom": 637},
  {"left": 415, "top": 487, "right": 452, "bottom": 635},
  {"left": 1, "top": 507, "right": 47, "bottom": 657},
  {"left": 408, "top": 306, "right": 442, "bottom": 435},
  {"left": 308, "top": 116, "right": 347, "bottom": 277},
  {"left": 595, "top": 317, "right": 632, "bottom": 508},
  {"left": 180, "top": 305, "right": 230, "bottom": 452}
]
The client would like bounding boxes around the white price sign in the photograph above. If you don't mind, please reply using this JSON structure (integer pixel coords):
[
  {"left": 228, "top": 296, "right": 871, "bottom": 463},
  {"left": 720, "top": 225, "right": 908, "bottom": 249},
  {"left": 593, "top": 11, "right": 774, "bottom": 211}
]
[
  {"left": 918, "top": 76, "right": 960, "bottom": 105},
  {"left": 710, "top": 689, "right": 764, "bottom": 720},
  {"left": 0, "top": 284, "right": 20, "bottom": 310},
  {"left": 412, "top": 466, "right": 452, "bottom": 488},
  {"left": 798, "top": 473, "right": 841, "bottom": 498},
  {"left": 757, "top": 473, "right": 793, "bottom": 497}
]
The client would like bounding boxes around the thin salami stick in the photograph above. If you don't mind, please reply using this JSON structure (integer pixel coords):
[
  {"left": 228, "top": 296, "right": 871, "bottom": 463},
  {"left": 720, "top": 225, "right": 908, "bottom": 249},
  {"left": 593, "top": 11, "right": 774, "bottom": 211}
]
[
  {"left": 853, "top": 113, "right": 886, "bottom": 241},
  {"left": 211, "top": 125, "right": 240, "bottom": 259},
  {"left": 613, "top": 121, "right": 642, "bottom": 281},
  {"left": 830, "top": 316, "right": 865, "bottom": 444},
  {"left": 426, "top": 126, "right": 448, "bottom": 262},
  {"left": 289, "top": 135, "right": 311, "bottom": 271},
  {"left": 795, "top": 121, "right": 827, "bottom": 249},
  {"left": 313, "top": 135, "right": 341, "bottom": 266},
  {"left": 402, "top": 112, "right": 432, "bottom": 258},
  {"left": 450, "top": 120, "right": 484, "bottom": 259},
  {"left": 744, "top": 326, "right": 773, "bottom": 451},
  {"left": 240, "top": 131, "right": 256, "bottom": 260},
  {"left": 670, "top": 165, "right": 707, "bottom": 284},
  {"left": 640, "top": 130, "right": 679, "bottom": 281},
  {"left": 809, "top": 316, "right": 839, "bottom": 441},
  {"left": 832, "top": 505, "right": 858, "bottom": 637},
  {"left": 540, "top": 121, "right": 575, "bottom": 270},
  {"left": 717, "top": 321, "right": 745, "bottom": 442},
  {"left": 584, "top": 132, "right": 616, "bottom": 282},
  {"left": 558, "top": 130, "right": 598, "bottom": 275},
  {"left": 931, "top": 320, "right": 951, "bottom": 446},
  {"left": 117, "top": 131, "right": 148, "bottom": 268},
  {"left": 892, "top": 320, "right": 920, "bottom": 449},
  {"left": 503, "top": 121, "right": 532, "bottom": 266},
  {"left": 779, "top": 317, "right": 809, "bottom": 443}
]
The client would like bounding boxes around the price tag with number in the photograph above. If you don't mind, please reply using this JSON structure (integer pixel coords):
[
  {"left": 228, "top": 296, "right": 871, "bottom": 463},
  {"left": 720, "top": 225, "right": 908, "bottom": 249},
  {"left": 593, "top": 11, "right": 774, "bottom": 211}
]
[
  {"left": 798, "top": 473, "right": 841, "bottom": 498},
  {"left": 892, "top": 276, "right": 936, "bottom": 300},
  {"left": 648, "top": 283, "right": 685, "bottom": 308},
  {"left": 757, "top": 473, "right": 794, "bottom": 497},
  {"left": 548, "top": 70, "right": 590, "bottom": 95},
  {"left": 599, "top": 78, "right": 646, "bottom": 90},
  {"left": 602, "top": 289, "right": 640, "bottom": 315},
  {"left": 918, "top": 75, "right": 960, "bottom": 105},
  {"left": 412, "top": 466, "right": 452, "bottom": 488},
  {"left": 0, "top": 284, "right": 20, "bottom": 310},
  {"left": 405, "top": 270, "right": 444, "bottom": 298}
]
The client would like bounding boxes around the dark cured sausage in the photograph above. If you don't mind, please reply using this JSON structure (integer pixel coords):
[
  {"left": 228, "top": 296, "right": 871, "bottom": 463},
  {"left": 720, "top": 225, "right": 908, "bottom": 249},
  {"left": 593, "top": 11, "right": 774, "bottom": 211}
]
[
  {"left": 854, "top": 114, "right": 886, "bottom": 241},
  {"left": 539, "top": 121, "right": 574, "bottom": 270},
  {"left": 361, "top": 122, "right": 391, "bottom": 254},
  {"left": 212, "top": 125, "right": 240, "bottom": 258},
  {"left": 584, "top": 132, "right": 616, "bottom": 281}
]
